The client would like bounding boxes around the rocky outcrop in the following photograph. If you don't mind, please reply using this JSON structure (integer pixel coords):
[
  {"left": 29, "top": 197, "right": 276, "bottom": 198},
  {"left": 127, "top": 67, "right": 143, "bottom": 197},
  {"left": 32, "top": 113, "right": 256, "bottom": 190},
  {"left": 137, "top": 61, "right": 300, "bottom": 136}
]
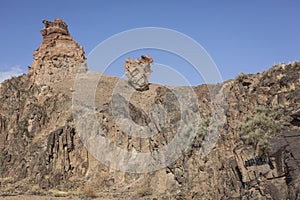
[
  {"left": 0, "top": 19, "right": 299, "bottom": 199},
  {"left": 223, "top": 64, "right": 300, "bottom": 199},
  {"left": 28, "top": 18, "right": 87, "bottom": 86},
  {"left": 124, "top": 55, "right": 153, "bottom": 91},
  {"left": 0, "top": 75, "right": 89, "bottom": 193}
]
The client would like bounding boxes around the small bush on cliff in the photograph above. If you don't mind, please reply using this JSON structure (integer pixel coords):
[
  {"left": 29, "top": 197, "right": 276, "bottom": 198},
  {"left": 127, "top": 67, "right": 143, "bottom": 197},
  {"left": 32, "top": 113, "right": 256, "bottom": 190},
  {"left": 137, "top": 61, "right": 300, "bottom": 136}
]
[
  {"left": 191, "top": 117, "right": 210, "bottom": 148},
  {"left": 197, "top": 117, "right": 210, "bottom": 139},
  {"left": 236, "top": 72, "right": 247, "bottom": 82},
  {"left": 239, "top": 105, "right": 289, "bottom": 155}
]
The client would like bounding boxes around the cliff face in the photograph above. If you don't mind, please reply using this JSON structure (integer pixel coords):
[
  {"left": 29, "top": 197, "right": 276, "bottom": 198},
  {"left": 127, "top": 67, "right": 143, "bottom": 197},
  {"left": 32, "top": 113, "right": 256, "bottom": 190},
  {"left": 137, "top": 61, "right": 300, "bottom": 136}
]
[{"left": 0, "top": 19, "right": 299, "bottom": 199}]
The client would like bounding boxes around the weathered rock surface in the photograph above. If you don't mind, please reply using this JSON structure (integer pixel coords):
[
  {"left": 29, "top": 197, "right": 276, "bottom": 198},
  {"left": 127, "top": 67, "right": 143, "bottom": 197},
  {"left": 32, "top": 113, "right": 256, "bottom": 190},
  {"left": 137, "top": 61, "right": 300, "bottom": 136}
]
[
  {"left": 28, "top": 18, "right": 87, "bottom": 86},
  {"left": 124, "top": 55, "right": 153, "bottom": 91},
  {"left": 0, "top": 19, "right": 300, "bottom": 199}
]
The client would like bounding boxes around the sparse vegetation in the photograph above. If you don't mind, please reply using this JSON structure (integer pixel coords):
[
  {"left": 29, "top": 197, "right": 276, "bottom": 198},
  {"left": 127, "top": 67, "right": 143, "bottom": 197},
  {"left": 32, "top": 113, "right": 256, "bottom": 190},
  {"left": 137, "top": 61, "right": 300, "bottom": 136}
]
[
  {"left": 197, "top": 117, "right": 210, "bottom": 140},
  {"left": 276, "top": 73, "right": 284, "bottom": 81},
  {"left": 289, "top": 83, "right": 296, "bottom": 91},
  {"left": 189, "top": 117, "right": 211, "bottom": 148},
  {"left": 239, "top": 105, "right": 291, "bottom": 155},
  {"left": 236, "top": 72, "right": 247, "bottom": 82},
  {"left": 260, "top": 63, "right": 283, "bottom": 81},
  {"left": 291, "top": 61, "right": 300, "bottom": 70}
]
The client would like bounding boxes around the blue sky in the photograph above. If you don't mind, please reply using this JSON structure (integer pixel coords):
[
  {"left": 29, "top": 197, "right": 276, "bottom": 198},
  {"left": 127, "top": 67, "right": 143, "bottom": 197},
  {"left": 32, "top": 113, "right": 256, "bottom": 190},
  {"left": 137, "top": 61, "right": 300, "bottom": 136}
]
[{"left": 0, "top": 0, "right": 299, "bottom": 85}]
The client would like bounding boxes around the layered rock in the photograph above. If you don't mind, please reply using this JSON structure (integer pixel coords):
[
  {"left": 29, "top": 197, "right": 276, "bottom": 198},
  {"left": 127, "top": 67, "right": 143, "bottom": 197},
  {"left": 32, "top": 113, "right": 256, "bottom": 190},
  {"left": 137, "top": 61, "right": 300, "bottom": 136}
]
[
  {"left": 28, "top": 18, "right": 87, "bottom": 85},
  {"left": 0, "top": 19, "right": 300, "bottom": 199},
  {"left": 124, "top": 55, "right": 153, "bottom": 91}
]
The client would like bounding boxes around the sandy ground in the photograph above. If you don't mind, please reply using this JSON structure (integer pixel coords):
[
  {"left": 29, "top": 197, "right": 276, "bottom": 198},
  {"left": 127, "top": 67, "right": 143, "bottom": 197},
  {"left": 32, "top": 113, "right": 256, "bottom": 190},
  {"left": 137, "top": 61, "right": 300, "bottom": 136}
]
[
  {"left": 0, "top": 195, "right": 74, "bottom": 200},
  {"left": 0, "top": 195, "right": 120, "bottom": 200}
]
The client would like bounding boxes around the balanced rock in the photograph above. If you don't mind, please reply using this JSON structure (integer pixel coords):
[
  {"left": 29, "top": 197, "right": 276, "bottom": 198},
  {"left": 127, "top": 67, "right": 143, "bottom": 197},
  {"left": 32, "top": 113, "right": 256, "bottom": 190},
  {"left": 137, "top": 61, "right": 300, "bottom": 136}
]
[
  {"left": 28, "top": 18, "right": 87, "bottom": 85},
  {"left": 124, "top": 55, "right": 153, "bottom": 91}
]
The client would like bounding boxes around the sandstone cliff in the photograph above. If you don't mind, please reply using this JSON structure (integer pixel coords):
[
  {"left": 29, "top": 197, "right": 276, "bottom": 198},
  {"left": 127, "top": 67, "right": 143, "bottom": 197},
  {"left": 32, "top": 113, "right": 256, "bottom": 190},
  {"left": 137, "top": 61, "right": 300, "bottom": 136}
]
[{"left": 0, "top": 19, "right": 299, "bottom": 199}]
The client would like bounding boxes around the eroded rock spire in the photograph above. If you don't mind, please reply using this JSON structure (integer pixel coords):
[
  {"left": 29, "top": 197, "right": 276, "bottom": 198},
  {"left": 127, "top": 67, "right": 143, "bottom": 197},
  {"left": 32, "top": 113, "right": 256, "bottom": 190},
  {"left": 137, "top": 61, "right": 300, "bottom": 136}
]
[
  {"left": 124, "top": 55, "right": 153, "bottom": 91},
  {"left": 28, "top": 18, "right": 87, "bottom": 85}
]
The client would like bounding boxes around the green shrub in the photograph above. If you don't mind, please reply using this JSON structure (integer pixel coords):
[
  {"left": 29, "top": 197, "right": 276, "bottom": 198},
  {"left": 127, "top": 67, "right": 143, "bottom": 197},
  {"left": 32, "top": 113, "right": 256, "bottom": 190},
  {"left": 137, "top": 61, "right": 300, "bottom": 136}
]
[
  {"left": 197, "top": 117, "right": 210, "bottom": 140},
  {"left": 239, "top": 105, "right": 289, "bottom": 155}
]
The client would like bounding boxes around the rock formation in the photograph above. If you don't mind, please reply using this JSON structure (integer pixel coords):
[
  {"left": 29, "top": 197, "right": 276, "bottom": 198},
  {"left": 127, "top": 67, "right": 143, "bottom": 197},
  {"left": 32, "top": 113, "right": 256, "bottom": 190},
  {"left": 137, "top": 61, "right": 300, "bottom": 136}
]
[
  {"left": 28, "top": 18, "right": 87, "bottom": 85},
  {"left": 0, "top": 19, "right": 300, "bottom": 199},
  {"left": 124, "top": 55, "right": 153, "bottom": 91}
]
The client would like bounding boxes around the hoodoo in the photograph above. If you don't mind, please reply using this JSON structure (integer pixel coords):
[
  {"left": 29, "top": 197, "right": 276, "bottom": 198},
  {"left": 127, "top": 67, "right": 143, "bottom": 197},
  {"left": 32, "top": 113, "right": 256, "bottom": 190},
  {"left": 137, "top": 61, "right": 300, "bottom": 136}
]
[
  {"left": 124, "top": 55, "right": 153, "bottom": 91},
  {"left": 28, "top": 18, "right": 87, "bottom": 85}
]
